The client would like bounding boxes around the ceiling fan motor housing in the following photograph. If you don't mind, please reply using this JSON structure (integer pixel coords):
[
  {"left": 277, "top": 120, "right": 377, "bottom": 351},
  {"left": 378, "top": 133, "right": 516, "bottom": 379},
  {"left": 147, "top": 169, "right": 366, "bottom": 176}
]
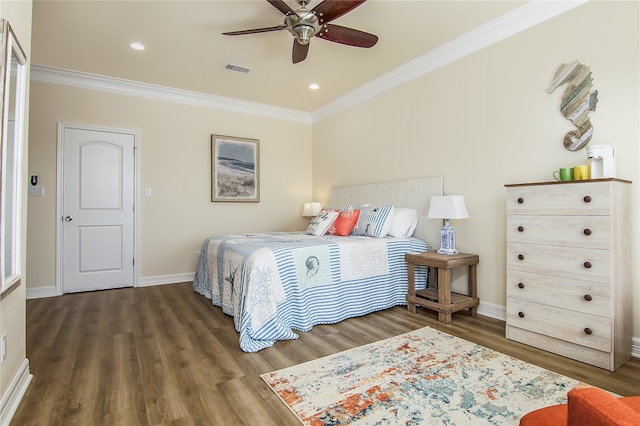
[
  {"left": 285, "top": 10, "right": 319, "bottom": 45},
  {"left": 222, "top": 0, "right": 377, "bottom": 63}
]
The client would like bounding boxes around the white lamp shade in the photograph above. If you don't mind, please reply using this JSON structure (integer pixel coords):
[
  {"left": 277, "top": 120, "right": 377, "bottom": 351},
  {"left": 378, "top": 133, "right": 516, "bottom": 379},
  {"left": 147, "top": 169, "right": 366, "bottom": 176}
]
[
  {"left": 427, "top": 195, "right": 470, "bottom": 220},
  {"left": 302, "top": 202, "right": 321, "bottom": 217}
]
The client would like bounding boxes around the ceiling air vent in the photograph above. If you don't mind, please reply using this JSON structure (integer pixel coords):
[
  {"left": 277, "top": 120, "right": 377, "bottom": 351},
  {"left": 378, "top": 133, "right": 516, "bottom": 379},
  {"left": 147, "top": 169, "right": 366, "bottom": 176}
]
[{"left": 224, "top": 63, "right": 251, "bottom": 74}]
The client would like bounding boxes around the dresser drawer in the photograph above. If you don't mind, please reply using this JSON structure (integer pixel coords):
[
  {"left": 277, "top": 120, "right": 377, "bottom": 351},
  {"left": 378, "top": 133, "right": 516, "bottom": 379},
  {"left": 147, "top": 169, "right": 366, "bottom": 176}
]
[
  {"left": 506, "top": 270, "right": 611, "bottom": 317},
  {"left": 506, "top": 215, "right": 611, "bottom": 249},
  {"left": 506, "top": 298, "right": 611, "bottom": 353},
  {"left": 507, "top": 242, "right": 611, "bottom": 283},
  {"left": 506, "top": 326, "right": 612, "bottom": 370},
  {"left": 506, "top": 182, "right": 612, "bottom": 215}
]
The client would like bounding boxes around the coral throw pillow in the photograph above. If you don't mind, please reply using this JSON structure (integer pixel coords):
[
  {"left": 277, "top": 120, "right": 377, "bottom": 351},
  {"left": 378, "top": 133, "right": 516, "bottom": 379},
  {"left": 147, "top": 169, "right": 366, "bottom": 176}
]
[{"left": 326, "top": 209, "right": 361, "bottom": 236}]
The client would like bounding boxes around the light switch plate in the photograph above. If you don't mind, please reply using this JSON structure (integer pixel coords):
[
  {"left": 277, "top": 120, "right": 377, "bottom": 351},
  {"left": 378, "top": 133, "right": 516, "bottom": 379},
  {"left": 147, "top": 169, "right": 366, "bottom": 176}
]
[{"left": 28, "top": 186, "right": 45, "bottom": 197}]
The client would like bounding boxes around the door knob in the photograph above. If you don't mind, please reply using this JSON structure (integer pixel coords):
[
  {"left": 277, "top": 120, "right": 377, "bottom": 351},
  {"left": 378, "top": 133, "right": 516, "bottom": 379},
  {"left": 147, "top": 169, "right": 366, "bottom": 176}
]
[{"left": 64, "top": 216, "right": 73, "bottom": 222}]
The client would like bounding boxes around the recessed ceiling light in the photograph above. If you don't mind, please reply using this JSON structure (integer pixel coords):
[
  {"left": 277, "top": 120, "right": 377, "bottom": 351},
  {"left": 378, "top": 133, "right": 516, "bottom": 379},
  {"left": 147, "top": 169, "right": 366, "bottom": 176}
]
[
  {"left": 129, "top": 42, "right": 145, "bottom": 51},
  {"left": 309, "top": 83, "right": 320, "bottom": 90}
]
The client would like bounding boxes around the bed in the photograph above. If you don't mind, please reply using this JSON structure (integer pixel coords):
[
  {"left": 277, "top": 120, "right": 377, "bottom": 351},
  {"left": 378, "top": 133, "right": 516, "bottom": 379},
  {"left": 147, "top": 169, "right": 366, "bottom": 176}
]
[{"left": 193, "top": 176, "right": 443, "bottom": 351}]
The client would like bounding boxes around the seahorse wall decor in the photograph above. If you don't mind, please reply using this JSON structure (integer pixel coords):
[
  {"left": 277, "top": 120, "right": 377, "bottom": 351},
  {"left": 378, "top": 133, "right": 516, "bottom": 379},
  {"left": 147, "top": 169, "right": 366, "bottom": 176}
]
[{"left": 547, "top": 61, "right": 598, "bottom": 151}]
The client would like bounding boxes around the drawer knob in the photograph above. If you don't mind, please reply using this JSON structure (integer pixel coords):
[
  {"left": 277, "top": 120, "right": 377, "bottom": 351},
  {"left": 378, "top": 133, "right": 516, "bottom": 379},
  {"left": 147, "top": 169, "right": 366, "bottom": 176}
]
[
  {"left": 517, "top": 197, "right": 524, "bottom": 204},
  {"left": 518, "top": 312, "right": 525, "bottom": 318},
  {"left": 518, "top": 254, "right": 524, "bottom": 260},
  {"left": 583, "top": 261, "right": 592, "bottom": 269},
  {"left": 583, "top": 228, "right": 592, "bottom": 236},
  {"left": 517, "top": 282, "right": 525, "bottom": 289},
  {"left": 584, "top": 327, "right": 593, "bottom": 335},
  {"left": 584, "top": 294, "right": 593, "bottom": 301},
  {"left": 583, "top": 195, "right": 592, "bottom": 203},
  {"left": 517, "top": 226, "right": 524, "bottom": 232}
]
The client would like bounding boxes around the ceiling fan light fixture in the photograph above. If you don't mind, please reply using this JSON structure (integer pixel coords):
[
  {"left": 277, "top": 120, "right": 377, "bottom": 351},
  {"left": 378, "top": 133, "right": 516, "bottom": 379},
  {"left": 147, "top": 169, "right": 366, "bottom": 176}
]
[{"left": 291, "top": 24, "right": 315, "bottom": 45}]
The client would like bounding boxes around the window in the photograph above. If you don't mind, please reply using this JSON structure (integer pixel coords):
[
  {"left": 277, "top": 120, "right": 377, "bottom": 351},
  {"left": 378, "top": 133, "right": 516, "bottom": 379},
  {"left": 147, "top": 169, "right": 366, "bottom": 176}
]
[{"left": 1, "top": 20, "right": 27, "bottom": 293}]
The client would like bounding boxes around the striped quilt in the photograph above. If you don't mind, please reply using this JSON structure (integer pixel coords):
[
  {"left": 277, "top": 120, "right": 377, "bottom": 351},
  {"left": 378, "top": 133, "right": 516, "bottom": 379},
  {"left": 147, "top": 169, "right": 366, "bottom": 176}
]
[{"left": 193, "top": 232, "right": 428, "bottom": 352}]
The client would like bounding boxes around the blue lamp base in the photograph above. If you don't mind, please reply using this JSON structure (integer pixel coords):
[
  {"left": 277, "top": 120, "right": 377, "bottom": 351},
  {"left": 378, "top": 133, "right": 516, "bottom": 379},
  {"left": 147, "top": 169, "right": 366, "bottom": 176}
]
[{"left": 437, "top": 220, "right": 459, "bottom": 255}]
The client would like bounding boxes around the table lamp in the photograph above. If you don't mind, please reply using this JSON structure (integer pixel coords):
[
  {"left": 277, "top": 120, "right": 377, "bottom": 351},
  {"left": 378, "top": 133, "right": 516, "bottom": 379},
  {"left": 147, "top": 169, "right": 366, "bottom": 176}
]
[
  {"left": 427, "top": 195, "right": 470, "bottom": 255},
  {"left": 302, "top": 202, "right": 321, "bottom": 217}
]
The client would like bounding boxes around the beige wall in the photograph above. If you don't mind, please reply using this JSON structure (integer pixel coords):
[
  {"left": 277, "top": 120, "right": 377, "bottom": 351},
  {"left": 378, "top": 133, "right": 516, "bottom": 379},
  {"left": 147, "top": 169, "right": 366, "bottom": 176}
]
[
  {"left": 27, "top": 83, "right": 312, "bottom": 287},
  {"left": 312, "top": 2, "right": 640, "bottom": 337},
  {"left": 23, "top": 0, "right": 640, "bottom": 360},
  {"left": 0, "top": 0, "right": 32, "bottom": 410}
]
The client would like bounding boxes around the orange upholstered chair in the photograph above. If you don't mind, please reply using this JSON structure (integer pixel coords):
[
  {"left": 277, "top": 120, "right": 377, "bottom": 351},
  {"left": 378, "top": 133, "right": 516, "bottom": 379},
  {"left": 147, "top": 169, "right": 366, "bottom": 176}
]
[{"left": 519, "top": 387, "right": 640, "bottom": 426}]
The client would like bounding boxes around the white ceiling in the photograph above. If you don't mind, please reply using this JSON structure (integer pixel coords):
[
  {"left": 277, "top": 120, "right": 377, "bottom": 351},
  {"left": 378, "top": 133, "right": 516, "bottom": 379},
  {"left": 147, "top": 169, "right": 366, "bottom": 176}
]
[{"left": 31, "top": 1, "right": 529, "bottom": 112}]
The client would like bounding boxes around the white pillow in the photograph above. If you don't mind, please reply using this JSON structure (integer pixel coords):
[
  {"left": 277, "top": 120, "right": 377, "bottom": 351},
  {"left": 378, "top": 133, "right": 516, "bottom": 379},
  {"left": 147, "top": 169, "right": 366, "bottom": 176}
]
[
  {"left": 305, "top": 209, "right": 339, "bottom": 236},
  {"left": 353, "top": 204, "right": 395, "bottom": 238},
  {"left": 388, "top": 208, "right": 419, "bottom": 237}
]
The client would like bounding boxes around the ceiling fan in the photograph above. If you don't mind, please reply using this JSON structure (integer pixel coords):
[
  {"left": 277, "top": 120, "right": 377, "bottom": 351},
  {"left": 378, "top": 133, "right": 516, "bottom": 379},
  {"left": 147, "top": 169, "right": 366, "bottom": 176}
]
[{"left": 222, "top": 0, "right": 378, "bottom": 64}]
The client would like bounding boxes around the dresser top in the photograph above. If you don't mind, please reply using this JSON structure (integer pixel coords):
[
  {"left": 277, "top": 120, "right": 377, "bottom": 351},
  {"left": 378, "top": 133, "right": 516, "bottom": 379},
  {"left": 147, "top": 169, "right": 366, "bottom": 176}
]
[{"left": 505, "top": 178, "right": 631, "bottom": 187}]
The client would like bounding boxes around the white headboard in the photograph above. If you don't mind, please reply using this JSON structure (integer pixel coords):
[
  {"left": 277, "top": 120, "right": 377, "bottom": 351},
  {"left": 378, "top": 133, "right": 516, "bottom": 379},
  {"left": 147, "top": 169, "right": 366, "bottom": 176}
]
[{"left": 328, "top": 176, "right": 443, "bottom": 249}]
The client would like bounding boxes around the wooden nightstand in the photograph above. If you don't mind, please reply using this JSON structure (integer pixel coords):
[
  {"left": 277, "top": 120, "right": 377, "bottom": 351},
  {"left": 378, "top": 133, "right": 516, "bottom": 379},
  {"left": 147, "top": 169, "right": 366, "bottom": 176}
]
[{"left": 406, "top": 251, "right": 479, "bottom": 324}]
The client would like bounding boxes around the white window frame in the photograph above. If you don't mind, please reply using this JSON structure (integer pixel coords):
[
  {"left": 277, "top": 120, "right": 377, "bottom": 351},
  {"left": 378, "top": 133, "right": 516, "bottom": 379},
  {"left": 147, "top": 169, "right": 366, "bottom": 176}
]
[{"left": 1, "top": 20, "right": 27, "bottom": 294}]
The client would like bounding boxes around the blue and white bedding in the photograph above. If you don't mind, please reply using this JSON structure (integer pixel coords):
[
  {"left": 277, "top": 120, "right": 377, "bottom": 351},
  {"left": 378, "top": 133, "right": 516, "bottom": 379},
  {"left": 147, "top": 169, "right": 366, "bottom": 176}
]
[{"left": 193, "top": 232, "right": 428, "bottom": 352}]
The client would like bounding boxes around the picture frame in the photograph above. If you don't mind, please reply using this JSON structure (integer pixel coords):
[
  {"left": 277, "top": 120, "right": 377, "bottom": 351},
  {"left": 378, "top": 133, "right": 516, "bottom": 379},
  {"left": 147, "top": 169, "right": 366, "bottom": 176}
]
[{"left": 211, "top": 134, "right": 260, "bottom": 202}]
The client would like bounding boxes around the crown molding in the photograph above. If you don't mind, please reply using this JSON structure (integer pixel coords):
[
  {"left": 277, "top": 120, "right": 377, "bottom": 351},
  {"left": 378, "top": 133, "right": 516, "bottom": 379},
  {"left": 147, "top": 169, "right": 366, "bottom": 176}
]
[
  {"left": 30, "top": 1, "right": 587, "bottom": 126},
  {"left": 29, "top": 65, "right": 313, "bottom": 124},
  {"left": 311, "top": 0, "right": 589, "bottom": 123}
]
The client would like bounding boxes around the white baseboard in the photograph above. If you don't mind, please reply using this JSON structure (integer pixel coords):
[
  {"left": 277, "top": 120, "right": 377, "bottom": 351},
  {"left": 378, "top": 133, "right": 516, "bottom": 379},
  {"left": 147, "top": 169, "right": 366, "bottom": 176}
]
[
  {"left": 477, "top": 300, "right": 506, "bottom": 322},
  {"left": 25, "top": 286, "right": 57, "bottom": 300},
  {"left": 0, "top": 358, "right": 32, "bottom": 426},
  {"left": 632, "top": 337, "right": 640, "bottom": 359},
  {"left": 136, "top": 273, "right": 194, "bottom": 287},
  {"left": 26, "top": 273, "right": 194, "bottom": 299}
]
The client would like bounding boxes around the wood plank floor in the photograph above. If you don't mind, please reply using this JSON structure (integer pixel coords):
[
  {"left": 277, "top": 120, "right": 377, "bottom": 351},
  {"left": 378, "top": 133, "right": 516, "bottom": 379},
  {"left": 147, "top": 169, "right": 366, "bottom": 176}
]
[{"left": 12, "top": 282, "right": 640, "bottom": 425}]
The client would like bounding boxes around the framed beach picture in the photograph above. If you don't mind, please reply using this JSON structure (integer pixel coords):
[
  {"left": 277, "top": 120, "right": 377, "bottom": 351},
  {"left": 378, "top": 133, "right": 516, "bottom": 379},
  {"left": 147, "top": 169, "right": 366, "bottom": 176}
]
[{"left": 211, "top": 134, "right": 260, "bottom": 202}]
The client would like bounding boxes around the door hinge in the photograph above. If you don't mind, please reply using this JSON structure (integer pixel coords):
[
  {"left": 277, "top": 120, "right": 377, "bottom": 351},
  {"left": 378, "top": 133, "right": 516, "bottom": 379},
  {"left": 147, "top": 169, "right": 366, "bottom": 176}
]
[{"left": 133, "top": 258, "right": 135, "bottom": 266}]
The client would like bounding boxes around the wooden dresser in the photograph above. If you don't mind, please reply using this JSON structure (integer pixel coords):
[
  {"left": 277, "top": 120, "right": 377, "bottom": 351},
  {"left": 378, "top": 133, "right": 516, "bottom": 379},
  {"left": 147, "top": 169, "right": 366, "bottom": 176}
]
[{"left": 504, "top": 179, "right": 632, "bottom": 371}]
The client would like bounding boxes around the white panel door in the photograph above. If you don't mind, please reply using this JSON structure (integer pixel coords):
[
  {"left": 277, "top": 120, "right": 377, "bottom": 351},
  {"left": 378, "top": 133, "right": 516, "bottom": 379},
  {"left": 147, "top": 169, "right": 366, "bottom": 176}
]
[{"left": 61, "top": 126, "right": 136, "bottom": 293}]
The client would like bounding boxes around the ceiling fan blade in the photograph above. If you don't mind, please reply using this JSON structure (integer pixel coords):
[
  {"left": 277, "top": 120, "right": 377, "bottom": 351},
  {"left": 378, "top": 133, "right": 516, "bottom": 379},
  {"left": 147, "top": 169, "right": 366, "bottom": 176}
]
[
  {"left": 316, "top": 24, "right": 378, "bottom": 48},
  {"left": 292, "top": 40, "right": 310, "bottom": 64},
  {"left": 312, "top": 0, "right": 367, "bottom": 23},
  {"left": 267, "top": 0, "right": 296, "bottom": 16},
  {"left": 222, "top": 25, "right": 287, "bottom": 36}
]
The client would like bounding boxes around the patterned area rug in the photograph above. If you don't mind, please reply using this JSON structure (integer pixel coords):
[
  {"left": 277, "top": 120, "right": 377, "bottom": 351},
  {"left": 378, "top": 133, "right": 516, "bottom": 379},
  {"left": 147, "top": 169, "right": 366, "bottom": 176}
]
[{"left": 261, "top": 327, "right": 583, "bottom": 425}]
